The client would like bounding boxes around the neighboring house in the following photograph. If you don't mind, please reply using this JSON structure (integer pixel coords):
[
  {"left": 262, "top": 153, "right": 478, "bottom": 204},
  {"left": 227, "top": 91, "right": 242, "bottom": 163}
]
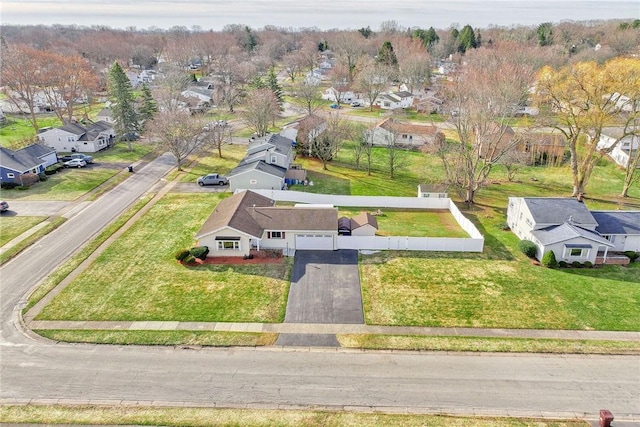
[
  {"left": 322, "top": 87, "right": 356, "bottom": 103},
  {"left": 0, "top": 146, "right": 47, "bottom": 185},
  {"left": 125, "top": 70, "right": 141, "bottom": 88},
  {"left": 596, "top": 133, "right": 639, "bottom": 169},
  {"left": 592, "top": 211, "right": 640, "bottom": 253},
  {"left": 181, "top": 87, "right": 213, "bottom": 107},
  {"left": 227, "top": 161, "right": 287, "bottom": 192},
  {"left": 195, "top": 190, "right": 339, "bottom": 257},
  {"left": 374, "top": 91, "right": 415, "bottom": 110},
  {"left": 507, "top": 197, "right": 615, "bottom": 264},
  {"left": 519, "top": 132, "right": 566, "bottom": 166},
  {"left": 350, "top": 212, "right": 378, "bottom": 236},
  {"left": 229, "top": 133, "right": 302, "bottom": 191},
  {"left": 418, "top": 184, "right": 448, "bottom": 199},
  {"left": 305, "top": 68, "right": 325, "bottom": 86},
  {"left": 96, "top": 107, "right": 115, "bottom": 124},
  {"left": 138, "top": 69, "right": 157, "bottom": 85},
  {"left": 365, "top": 118, "right": 438, "bottom": 147},
  {"left": 16, "top": 143, "right": 58, "bottom": 168},
  {"left": 36, "top": 120, "right": 115, "bottom": 153},
  {"left": 285, "top": 114, "right": 328, "bottom": 155}
]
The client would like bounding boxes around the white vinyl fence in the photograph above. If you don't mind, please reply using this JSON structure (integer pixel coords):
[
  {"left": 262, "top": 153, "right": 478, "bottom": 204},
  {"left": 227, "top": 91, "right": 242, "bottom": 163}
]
[{"left": 244, "top": 189, "right": 484, "bottom": 252}]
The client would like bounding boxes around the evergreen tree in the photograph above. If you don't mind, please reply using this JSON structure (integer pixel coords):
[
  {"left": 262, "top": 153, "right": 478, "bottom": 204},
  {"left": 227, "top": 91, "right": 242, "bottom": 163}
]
[
  {"left": 412, "top": 27, "right": 439, "bottom": 49},
  {"left": 358, "top": 26, "right": 373, "bottom": 38},
  {"left": 137, "top": 83, "right": 157, "bottom": 130},
  {"left": 266, "top": 67, "right": 284, "bottom": 108},
  {"left": 457, "top": 25, "right": 477, "bottom": 53},
  {"left": 377, "top": 41, "right": 398, "bottom": 68},
  {"left": 108, "top": 61, "right": 138, "bottom": 150},
  {"left": 537, "top": 22, "right": 554, "bottom": 46},
  {"left": 248, "top": 75, "right": 267, "bottom": 90}
]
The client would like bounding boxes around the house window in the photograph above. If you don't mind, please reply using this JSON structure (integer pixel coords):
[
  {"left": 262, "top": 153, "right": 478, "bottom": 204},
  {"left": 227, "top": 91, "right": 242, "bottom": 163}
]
[
  {"left": 271, "top": 155, "right": 277, "bottom": 163},
  {"left": 7, "top": 173, "right": 15, "bottom": 178},
  {"left": 564, "top": 244, "right": 591, "bottom": 259},
  {"left": 525, "top": 218, "right": 533, "bottom": 227},
  {"left": 249, "top": 179, "right": 257, "bottom": 184},
  {"left": 267, "top": 231, "right": 285, "bottom": 239},
  {"left": 215, "top": 236, "right": 240, "bottom": 251}
]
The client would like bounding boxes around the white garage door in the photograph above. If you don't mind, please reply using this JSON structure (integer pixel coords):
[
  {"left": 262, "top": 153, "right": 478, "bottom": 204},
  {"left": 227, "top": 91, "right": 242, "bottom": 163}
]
[{"left": 295, "top": 234, "right": 334, "bottom": 250}]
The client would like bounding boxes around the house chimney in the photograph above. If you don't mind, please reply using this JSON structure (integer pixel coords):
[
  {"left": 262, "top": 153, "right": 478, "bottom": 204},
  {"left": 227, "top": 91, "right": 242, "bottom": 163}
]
[{"left": 577, "top": 193, "right": 584, "bottom": 202}]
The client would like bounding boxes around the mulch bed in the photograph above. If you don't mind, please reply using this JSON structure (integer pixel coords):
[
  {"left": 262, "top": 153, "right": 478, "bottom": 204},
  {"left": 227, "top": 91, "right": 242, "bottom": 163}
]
[{"left": 183, "top": 250, "right": 285, "bottom": 265}]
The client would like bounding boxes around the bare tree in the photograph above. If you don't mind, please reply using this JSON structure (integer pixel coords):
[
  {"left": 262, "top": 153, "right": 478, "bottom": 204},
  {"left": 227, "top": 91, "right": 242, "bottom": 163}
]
[
  {"left": 441, "top": 46, "right": 535, "bottom": 203},
  {"left": 243, "top": 88, "right": 280, "bottom": 137},
  {"left": 41, "top": 54, "right": 98, "bottom": 123},
  {"left": 0, "top": 44, "right": 48, "bottom": 131},
  {"left": 310, "top": 112, "right": 351, "bottom": 170},
  {"left": 499, "top": 149, "right": 529, "bottom": 182},
  {"left": 378, "top": 121, "right": 408, "bottom": 179},
  {"left": 202, "top": 120, "right": 232, "bottom": 159},
  {"left": 398, "top": 51, "right": 431, "bottom": 94},
  {"left": 356, "top": 57, "right": 393, "bottom": 111},
  {"left": 292, "top": 82, "right": 324, "bottom": 115},
  {"left": 331, "top": 32, "right": 367, "bottom": 83},
  {"left": 150, "top": 110, "right": 211, "bottom": 170},
  {"left": 535, "top": 57, "right": 640, "bottom": 196}
]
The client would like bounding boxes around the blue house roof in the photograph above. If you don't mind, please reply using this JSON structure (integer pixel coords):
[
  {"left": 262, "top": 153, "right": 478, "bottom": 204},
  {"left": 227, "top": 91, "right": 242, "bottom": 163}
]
[
  {"left": 592, "top": 211, "right": 640, "bottom": 235},
  {"left": 0, "top": 146, "right": 46, "bottom": 173}
]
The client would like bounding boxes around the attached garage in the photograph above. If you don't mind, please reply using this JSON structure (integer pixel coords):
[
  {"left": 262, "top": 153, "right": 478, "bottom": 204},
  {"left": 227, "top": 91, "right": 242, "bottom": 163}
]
[{"left": 295, "top": 234, "right": 335, "bottom": 250}]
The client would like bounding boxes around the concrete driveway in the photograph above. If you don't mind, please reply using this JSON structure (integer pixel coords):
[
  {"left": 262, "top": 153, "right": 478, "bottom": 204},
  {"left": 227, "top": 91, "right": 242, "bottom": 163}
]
[{"left": 284, "top": 249, "right": 364, "bottom": 324}]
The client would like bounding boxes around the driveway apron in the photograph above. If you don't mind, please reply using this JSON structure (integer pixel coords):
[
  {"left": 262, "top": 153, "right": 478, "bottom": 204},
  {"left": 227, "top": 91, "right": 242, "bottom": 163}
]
[{"left": 277, "top": 250, "right": 363, "bottom": 347}]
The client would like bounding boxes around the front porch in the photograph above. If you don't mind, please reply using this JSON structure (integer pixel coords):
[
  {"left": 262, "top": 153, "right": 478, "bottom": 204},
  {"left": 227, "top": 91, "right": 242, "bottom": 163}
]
[{"left": 595, "top": 251, "right": 631, "bottom": 266}]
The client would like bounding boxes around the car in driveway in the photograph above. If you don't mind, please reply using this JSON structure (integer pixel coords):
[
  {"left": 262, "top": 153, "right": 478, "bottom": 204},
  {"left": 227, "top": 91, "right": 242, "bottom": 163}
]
[
  {"left": 60, "top": 153, "right": 93, "bottom": 164},
  {"left": 0, "top": 200, "right": 9, "bottom": 212},
  {"left": 64, "top": 158, "right": 87, "bottom": 168},
  {"left": 329, "top": 103, "right": 341, "bottom": 109},
  {"left": 197, "top": 173, "right": 228, "bottom": 186},
  {"left": 350, "top": 101, "right": 361, "bottom": 107}
]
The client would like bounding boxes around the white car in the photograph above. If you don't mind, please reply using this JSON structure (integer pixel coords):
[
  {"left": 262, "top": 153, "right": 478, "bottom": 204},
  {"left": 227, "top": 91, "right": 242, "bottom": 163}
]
[{"left": 64, "top": 158, "right": 87, "bottom": 168}]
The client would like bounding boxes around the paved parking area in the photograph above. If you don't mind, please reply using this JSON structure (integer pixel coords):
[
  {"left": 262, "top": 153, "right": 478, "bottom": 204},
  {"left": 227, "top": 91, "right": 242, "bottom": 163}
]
[{"left": 283, "top": 250, "right": 364, "bottom": 324}]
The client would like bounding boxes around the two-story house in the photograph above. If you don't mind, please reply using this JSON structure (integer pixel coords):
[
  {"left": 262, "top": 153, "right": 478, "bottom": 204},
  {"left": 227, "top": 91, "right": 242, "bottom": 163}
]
[
  {"left": 36, "top": 120, "right": 115, "bottom": 153},
  {"left": 228, "top": 134, "right": 301, "bottom": 191}
]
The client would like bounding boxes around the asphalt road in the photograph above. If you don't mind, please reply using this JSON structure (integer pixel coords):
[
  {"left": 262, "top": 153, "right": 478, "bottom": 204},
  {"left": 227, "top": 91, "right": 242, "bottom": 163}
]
[{"left": 0, "top": 153, "right": 639, "bottom": 420}]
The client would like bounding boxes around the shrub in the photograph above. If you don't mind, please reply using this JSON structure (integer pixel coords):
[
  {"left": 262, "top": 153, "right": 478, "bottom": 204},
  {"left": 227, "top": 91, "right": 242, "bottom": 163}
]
[
  {"left": 0, "top": 182, "right": 19, "bottom": 190},
  {"left": 183, "top": 254, "right": 196, "bottom": 264},
  {"left": 518, "top": 240, "right": 537, "bottom": 258},
  {"left": 189, "top": 246, "right": 209, "bottom": 260},
  {"left": 38, "top": 173, "right": 48, "bottom": 181},
  {"left": 541, "top": 251, "right": 558, "bottom": 268},
  {"left": 499, "top": 222, "right": 510, "bottom": 231},
  {"left": 624, "top": 251, "right": 639, "bottom": 262},
  {"left": 572, "top": 261, "right": 583, "bottom": 268},
  {"left": 174, "top": 249, "right": 191, "bottom": 262},
  {"left": 45, "top": 163, "right": 65, "bottom": 175},
  {"left": 558, "top": 261, "right": 568, "bottom": 268},
  {"left": 583, "top": 261, "right": 593, "bottom": 268}
]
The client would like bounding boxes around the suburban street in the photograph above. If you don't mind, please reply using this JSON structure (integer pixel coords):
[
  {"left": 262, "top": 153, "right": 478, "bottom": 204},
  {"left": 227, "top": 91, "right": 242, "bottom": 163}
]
[{"left": 1, "top": 153, "right": 639, "bottom": 420}]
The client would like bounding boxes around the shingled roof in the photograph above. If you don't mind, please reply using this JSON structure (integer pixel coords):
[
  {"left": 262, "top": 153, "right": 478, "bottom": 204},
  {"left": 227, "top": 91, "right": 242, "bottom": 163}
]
[
  {"left": 592, "top": 211, "right": 640, "bottom": 235},
  {"left": 195, "top": 191, "right": 275, "bottom": 239},
  {"left": 523, "top": 197, "right": 597, "bottom": 227}
]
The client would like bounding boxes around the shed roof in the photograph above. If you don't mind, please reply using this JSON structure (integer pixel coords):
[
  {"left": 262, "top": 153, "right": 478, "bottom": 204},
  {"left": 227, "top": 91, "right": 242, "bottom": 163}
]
[{"left": 351, "top": 212, "right": 378, "bottom": 230}]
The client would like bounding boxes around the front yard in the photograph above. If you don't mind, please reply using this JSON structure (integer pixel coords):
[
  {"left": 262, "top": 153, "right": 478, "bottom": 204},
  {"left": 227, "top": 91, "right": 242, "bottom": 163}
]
[{"left": 35, "top": 194, "right": 291, "bottom": 323}]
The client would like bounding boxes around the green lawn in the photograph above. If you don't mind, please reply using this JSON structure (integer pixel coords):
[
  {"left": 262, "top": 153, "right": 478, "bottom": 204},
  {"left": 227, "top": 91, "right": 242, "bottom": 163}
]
[
  {"left": 0, "top": 216, "right": 47, "bottom": 246},
  {"left": 36, "top": 194, "right": 291, "bottom": 322},
  {"left": 338, "top": 208, "right": 469, "bottom": 237},
  {"left": 0, "top": 166, "right": 122, "bottom": 201},
  {"left": 0, "top": 405, "right": 589, "bottom": 427}
]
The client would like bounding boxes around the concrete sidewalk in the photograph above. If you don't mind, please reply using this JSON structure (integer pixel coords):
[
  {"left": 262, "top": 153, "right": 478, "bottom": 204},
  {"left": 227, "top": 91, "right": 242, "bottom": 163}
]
[{"left": 26, "top": 319, "right": 640, "bottom": 341}]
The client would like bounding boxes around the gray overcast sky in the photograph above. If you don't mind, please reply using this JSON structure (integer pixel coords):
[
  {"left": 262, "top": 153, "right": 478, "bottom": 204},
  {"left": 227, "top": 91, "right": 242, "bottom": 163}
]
[{"left": 1, "top": 0, "right": 639, "bottom": 30}]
